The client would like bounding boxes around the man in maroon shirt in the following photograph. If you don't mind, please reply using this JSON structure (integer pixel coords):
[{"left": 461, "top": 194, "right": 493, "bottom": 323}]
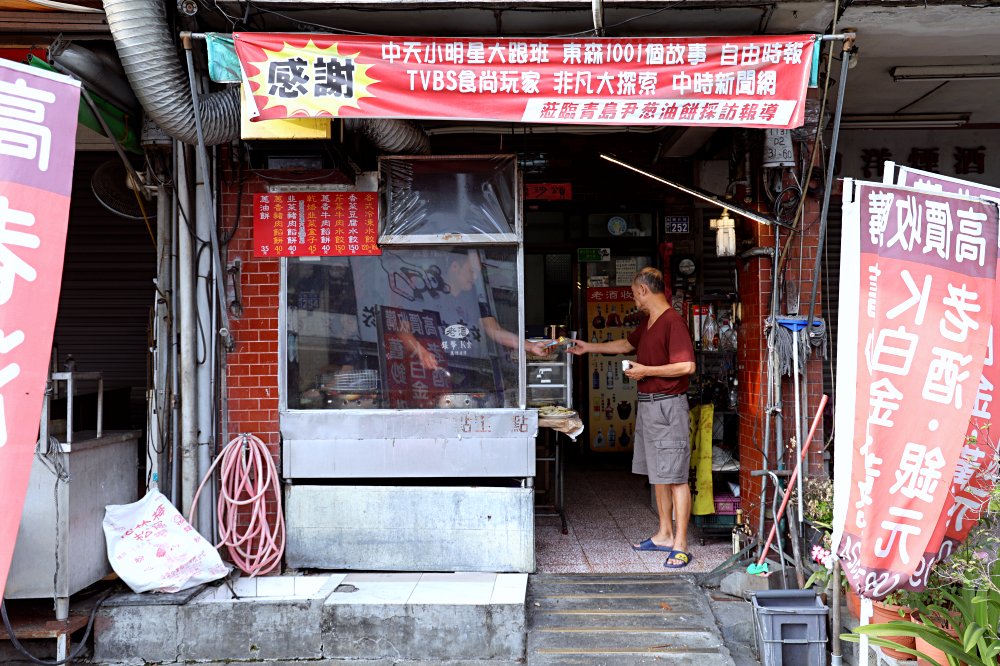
[{"left": 570, "top": 267, "right": 696, "bottom": 568}]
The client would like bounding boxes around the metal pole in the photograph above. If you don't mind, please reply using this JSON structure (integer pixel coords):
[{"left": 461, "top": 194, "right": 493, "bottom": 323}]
[
  {"left": 804, "top": 34, "right": 855, "bottom": 345},
  {"left": 792, "top": 330, "right": 804, "bottom": 525},
  {"left": 831, "top": 559, "right": 843, "bottom": 665},
  {"left": 182, "top": 35, "right": 233, "bottom": 350},
  {"left": 177, "top": 145, "right": 199, "bottom": 518},
  {"left": 195, "top": 146, "right": 214, "bottom": 540},
  {"left": 170, "top": 144, "right": 182, "bottom": 505}
]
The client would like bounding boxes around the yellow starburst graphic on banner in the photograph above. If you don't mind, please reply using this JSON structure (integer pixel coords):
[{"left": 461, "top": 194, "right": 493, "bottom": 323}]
[{"left": 248, "top": 39, "right": 378, "bottom": 118}]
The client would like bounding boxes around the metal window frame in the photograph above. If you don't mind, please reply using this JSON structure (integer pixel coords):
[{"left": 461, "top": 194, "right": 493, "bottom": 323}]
[{"left": 277, "top": 154, "right": 527, "bottom": 413}]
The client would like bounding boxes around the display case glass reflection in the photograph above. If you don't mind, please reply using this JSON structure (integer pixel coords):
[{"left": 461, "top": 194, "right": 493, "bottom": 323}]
[{"left": 286, "top": 247, "right": 520, "bottom": 410}]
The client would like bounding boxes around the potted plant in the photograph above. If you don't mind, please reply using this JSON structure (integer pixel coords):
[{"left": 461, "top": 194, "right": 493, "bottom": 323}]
[
  {"left": 842, "top": 485, "right": 1000, "bottom": 666},
  {"left": 801, "top": 477, "right": 834, "bottom": 551},
  {"left": 870, "top": 590, "right": 917, "bottom": 660}
]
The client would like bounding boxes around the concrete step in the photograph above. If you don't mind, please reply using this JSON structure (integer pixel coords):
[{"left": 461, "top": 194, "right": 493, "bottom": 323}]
[
  {"left": 95, "top": 572, "right": 528, "bottom": 664},
  {"left": 527, "top": 574, "right": 736, "bottom": 666}
]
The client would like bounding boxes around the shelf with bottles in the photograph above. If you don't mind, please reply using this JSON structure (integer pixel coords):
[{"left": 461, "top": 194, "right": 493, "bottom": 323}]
[
  {"left": 588, "top": 303, "right": 643, "bottom": 344},
  {"left": 686, "top": 298, "right": 738, "bottom": 355}
]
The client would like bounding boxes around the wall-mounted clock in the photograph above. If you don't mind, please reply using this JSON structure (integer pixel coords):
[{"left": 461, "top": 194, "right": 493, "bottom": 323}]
[{"left": 607, "top": 215, "right": 628, "bottom": 236}]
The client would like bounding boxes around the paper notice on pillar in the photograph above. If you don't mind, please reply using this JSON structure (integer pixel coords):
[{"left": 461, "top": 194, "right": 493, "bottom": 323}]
[
  {"left": 0, "top": 60, "right": 80, "bottom": 600},
  {"left": 832, "top": 179, "right": 998, "bottom": 600},
  {"left": 882, "top": 163, "right": 1000, "bottom": 570}
]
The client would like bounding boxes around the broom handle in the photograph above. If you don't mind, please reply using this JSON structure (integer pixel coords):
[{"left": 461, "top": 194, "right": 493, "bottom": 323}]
[{"left": 755, "top": 394, "right": 829, "bottom": 568}]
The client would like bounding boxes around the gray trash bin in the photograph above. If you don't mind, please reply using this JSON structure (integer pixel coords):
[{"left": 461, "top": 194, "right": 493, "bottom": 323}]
[{"left": 752, "top": 589, "right": 829, "bottom": 666}]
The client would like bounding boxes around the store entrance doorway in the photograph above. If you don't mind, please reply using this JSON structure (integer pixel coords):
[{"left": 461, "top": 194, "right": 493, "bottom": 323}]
[{"left": 523, "top": 208, "right": 741, "bottom": 574}]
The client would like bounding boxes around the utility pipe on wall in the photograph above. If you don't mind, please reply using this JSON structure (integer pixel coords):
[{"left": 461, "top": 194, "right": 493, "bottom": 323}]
[
  {"left": 195, "top": 147, "right": 215, "bottom": 541},
  {"left": 150, "top": 181, "right": 172, "bottom": 491},
  {"left": 177, "top": 145, "right": 199, "bottom": 518},
  {"left": 170, "top": 146, "right": 182, "bottom": 505}
]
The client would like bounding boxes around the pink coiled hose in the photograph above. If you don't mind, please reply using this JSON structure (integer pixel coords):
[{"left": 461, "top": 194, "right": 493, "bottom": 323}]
[{"left": 189, "top": 433, "right": 285, "bottom": 576}]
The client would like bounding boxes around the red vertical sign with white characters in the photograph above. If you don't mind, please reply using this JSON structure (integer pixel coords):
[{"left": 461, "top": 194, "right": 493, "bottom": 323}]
[
  {"left": 252, "top": 191, "right": 380, "bottom": 257},
  {"left": 834, "top": 179, "right": 999, "bottom": 599},
  {"left": 886, "top": 164, "right": 1000, "bottom": 572},
  {"left": 0, "top": 59, "right": 79, "bottom": 600}
]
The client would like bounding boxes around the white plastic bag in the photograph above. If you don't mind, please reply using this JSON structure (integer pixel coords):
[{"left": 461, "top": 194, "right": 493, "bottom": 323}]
[{"left": 103, "top": 489, "right": 230, "bottom": 593}]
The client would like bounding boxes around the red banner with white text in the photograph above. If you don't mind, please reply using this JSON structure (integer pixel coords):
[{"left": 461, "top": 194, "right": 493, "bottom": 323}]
[
  {"left": 833, "top": 179, "right": 999, "bottom": 599},
  {"left": 0, "top": 59, "right": 79, "bottom": 600},
  {"left": 233, "top": 33, "right": 817, "bottom": 128}
]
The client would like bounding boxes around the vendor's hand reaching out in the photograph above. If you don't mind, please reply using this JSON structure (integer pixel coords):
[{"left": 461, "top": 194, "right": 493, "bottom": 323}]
[
  {"left": 567, "top": 340, "right": 593, "bottom": 356},
  {"left": 525, "top": 340, "right": 547, "bottom": 356}
]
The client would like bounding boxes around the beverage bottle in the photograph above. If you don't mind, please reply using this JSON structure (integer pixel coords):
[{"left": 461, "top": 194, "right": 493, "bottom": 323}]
[
  {"left": 592, "top": 364, "right": 600, "bottom": 389},
  {"left": 619, "top": 425, "right": 631, "bottom": 447},
  {"left": 729, "top": 376, "right": 738, "bottom": 410},
  {"left": 593, "top": 398, "right": 600, "bottom": 414},
  {"left": 592, "top": 305, "right": 605, "bottom": 330},
  {"left": 604, "top": 398, "right": 613, "bottom": 420},
  {"left": 591, "top": 330, "right": 599, "bottom": 343},
  {"left": 622, "top": 363, "right": 629, "bottom": 385},
  {"left": 594, "top": 429, "right": 604, "bottom": 448},
  {"left": 606, "top": 362, "right": 614, "bottom": 388},
  {"left": 607, "top": 305, "right": 621, "bottom": 327},
  {"left": 703, "top": 305, "right": 719, "bottom": 351},
  {"left": 607, "top": 425, "right": 616, "bottom": 447}
]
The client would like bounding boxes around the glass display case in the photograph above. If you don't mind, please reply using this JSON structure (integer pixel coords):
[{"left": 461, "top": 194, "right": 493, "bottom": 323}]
[
  {"left": 526, "top": 347, "right": 573, "bottom": 409},
  {"left": 285, "top": 247, "right": 521, "bottom": 410},
  {"left": 279, "top": 155, "right": 535, "bottom": 573}
]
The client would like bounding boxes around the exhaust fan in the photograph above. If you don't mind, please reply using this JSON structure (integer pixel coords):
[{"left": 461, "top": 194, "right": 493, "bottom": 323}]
[{"left": 91, "top": 157, "right": 154, "bottom": 220}]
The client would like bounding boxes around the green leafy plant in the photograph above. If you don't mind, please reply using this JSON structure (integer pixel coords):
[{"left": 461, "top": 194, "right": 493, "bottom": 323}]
[
  {"left": 802, "top": 477, "right": 834, "bottom": 529},
  {"left": 841, "top": 474, "right": 1000, "bottom": 666}
]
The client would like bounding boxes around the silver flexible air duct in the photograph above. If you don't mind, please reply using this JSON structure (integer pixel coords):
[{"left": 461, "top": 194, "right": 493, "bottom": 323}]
[
  {"left": 103, "top": 0, "right": 430, "bottom": 152},
  {"left": 103, "top": 0, "right": 239, "bottom": 145},
  {"left": 347, "top": 118, "right": 431, "bottom": 155}
]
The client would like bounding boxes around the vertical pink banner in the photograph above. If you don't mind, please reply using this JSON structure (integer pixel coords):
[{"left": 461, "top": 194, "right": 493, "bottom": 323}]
[
  {"left": 836, "top": 180, "right": 998, "bottom": 598},
  {"left": 0, "top": 59, "right": 80, "bottom": 601},
  {"left": 888, "top": 165, "right": 1000, "bottom": 571}
]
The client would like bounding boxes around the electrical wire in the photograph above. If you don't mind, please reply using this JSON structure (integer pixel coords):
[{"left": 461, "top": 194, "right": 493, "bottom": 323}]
[
  {"left": 0, "top": 589, "right": 113, "bottom": 665},
  {"left": 188, "top": 433, "right": 285, "bottom": 577}
]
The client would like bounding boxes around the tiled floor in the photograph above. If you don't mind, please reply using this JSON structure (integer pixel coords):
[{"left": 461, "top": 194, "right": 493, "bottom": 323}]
[{"left": 535, "top": 459, "right": 735, "bottom": 574}]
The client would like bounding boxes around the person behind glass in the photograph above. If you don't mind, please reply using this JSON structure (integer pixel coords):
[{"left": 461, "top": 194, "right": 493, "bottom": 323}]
[
  {"left": 405, "top": 251, "right": 547, "bottom": 371},
  {"left": 569, "top": 267, "right": 696, "bottom": 569}
]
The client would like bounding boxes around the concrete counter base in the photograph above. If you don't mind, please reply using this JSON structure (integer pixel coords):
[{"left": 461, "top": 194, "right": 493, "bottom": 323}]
[{"left": 94, "top": 572, "right": 527, "bottom": 665}]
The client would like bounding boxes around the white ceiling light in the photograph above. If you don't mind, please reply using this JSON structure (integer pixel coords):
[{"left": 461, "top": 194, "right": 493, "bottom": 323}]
[
  {"left": 710, "top": 209, "right": 736, "bottom": 257},
  {"left": 839, "top": 113, "right": 970, "bottom": 129},
  {"left": 891, "top": 65, "right": 1000, "bottom": 82}
]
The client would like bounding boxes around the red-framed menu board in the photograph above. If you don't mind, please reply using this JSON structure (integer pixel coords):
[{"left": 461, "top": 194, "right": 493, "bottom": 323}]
[{"left": 253, "top": 191, "right": 380, "bottom": 257}]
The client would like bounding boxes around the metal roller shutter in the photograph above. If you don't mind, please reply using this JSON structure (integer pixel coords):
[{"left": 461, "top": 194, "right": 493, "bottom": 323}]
[{"left": 52, "top": 151, "right": 156, "bottom": 428}]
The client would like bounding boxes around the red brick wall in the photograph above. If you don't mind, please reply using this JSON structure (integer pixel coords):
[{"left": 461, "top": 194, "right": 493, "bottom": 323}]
[
  {"left": 737, "top": 161, "right": 829, "bottom": 536},
  {"left": 219, "top": 165, "right": 281, "bottom": 460}
]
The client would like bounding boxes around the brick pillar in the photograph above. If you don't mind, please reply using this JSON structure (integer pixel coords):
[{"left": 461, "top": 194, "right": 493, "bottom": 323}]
[
  {"left": 219, "top": 167, "right": 281, "bottom": 463},
  {"left": 738, "top": 152, "right": 828, "bottom": 537}
]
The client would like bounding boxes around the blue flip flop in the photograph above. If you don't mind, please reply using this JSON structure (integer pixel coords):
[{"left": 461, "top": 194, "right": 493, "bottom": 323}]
[
  {"left": 633, "top": 538, "right": 674, "bottom": 552},
  {"left": 664, "top": 550, "right": 692, "bottom": 569}
]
